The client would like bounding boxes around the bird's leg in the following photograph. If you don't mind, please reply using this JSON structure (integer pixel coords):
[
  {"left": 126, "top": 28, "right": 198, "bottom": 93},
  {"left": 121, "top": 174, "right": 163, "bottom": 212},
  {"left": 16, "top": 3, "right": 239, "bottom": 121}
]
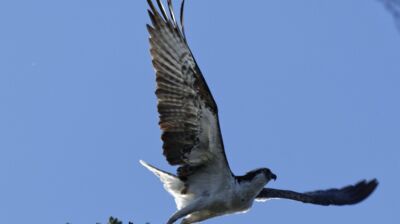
[
  {"left": 180, "top": 210, "right": 221, "bottom": 224},
  {"left": 180, "top": 218, "right": 192, "bottom": 224},
  {"left": 166, "top": 200, "right": 204, "bottom": 224},
  {"left": 166, "top": 207, "right": 195, "bottom": 224}
]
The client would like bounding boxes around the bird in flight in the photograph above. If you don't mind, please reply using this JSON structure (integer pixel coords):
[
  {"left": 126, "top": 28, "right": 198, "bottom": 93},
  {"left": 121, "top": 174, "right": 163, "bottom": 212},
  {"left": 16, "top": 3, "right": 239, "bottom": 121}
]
[{"left": 141, "top": 0, "right": 378, "bottom": 223}]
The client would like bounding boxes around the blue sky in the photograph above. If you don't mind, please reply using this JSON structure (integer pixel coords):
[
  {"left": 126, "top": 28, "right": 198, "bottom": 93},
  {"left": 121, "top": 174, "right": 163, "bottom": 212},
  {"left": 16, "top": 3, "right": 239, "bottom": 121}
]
[{"left": 1, "top": 0, "right": 399, "bottom": 223}]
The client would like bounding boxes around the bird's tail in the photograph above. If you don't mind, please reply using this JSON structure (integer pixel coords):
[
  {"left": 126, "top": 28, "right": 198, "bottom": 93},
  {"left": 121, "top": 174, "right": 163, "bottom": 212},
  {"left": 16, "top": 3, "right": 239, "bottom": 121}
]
[{"left": 139, "top": 160, "right": 185, "bottom": 198}]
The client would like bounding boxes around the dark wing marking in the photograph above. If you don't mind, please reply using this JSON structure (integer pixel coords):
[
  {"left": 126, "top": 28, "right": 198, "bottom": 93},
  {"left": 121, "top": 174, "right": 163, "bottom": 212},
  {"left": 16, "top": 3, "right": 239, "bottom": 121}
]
[
  {"left": 256, "top": 179, "right": 378, "bottom": 206},
  {"left": 146, "top": 0, "right": 231, "bottom": 180}
]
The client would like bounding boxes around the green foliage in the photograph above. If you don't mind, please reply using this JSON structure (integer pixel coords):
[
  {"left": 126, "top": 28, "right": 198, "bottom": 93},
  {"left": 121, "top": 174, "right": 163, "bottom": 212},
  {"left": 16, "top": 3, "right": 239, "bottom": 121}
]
[
  {"left": 108, "top": 217, "right": 124, "bottom": 224},
  {"left": 108, "top": 216, "right": 137, "bottom": 224}
]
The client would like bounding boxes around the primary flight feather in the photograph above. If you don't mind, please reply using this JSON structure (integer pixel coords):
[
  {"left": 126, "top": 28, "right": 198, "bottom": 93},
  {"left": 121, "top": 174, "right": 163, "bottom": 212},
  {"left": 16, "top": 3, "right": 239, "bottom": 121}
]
[{"left": 141, "top": 1, "right": 378, "bottom": 223}]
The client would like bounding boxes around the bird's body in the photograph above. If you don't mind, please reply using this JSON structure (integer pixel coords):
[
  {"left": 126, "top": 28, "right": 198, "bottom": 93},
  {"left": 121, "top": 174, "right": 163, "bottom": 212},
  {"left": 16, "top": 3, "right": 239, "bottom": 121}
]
[
  {"left": 141, "top": 0, "right": 378, "bottom": 223},
  {"left": 140, "top": 161, "right": 270, "bottom": 223}
]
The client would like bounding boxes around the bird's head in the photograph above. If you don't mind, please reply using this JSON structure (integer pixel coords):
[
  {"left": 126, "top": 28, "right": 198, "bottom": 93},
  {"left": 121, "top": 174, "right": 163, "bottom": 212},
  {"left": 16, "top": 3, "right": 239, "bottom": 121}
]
[
  {"left": 259, "top": 168, "right": 277, "bottom": 182},
  {"left": 237, "top": 168, "right": 277, "bottom": 183}
]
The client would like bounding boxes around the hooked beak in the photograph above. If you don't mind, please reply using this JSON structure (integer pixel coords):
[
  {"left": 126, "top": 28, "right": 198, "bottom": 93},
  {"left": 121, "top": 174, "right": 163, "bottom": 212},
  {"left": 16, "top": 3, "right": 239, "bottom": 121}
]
[{"left": 271, "top": 173, "right": 277, "bottom": 181}]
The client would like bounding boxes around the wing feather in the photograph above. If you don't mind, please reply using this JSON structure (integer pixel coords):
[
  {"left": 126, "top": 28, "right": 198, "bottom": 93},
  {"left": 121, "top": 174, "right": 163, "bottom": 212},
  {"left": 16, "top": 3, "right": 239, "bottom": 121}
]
[
  {"left": 146, "top": 0, "right": 231, "bottom": 180},
  {"left": 255, "top": 179, "right": 378, "bottom": 206}
]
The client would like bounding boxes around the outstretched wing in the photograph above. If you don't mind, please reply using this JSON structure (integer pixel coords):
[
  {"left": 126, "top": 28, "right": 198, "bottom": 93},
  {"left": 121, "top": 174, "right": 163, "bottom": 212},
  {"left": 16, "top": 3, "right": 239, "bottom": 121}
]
[
  {"left": 146, "top": 0, "right": 231, "bottom": 180},
  {"left": 255, "top": 179, "right": 378, "bottom": 206}
]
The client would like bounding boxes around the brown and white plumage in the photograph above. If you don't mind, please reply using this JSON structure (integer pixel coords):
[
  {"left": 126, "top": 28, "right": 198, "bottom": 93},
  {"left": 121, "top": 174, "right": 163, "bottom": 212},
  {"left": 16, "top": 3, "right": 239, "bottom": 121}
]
[
  {"left": 147, "top": 0, "right": 231, "bottom": 180},
  {"left": 141, "top": 1, "right": 378, "bottom": 223}
]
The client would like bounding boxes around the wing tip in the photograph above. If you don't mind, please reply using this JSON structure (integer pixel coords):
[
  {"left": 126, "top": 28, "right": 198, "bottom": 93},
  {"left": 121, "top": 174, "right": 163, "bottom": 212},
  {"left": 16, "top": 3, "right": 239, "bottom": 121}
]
[
  {"left": 360, "top": 178, "right": 379, "bottom": 192},
  {"left": 371, "top": 178, "right": 379, "bottom": 186},
  {"left": 365, "top": 178, "right": 379, "bottom": 195},
  {"left": 146, "top": 0, "right": 187, "bottom": 41},
  {"left": 346, "top": 178, "right": 379, "bottom": 205},
  {"left": 367, "top": 178, "right": 379, "bottom": 192}
]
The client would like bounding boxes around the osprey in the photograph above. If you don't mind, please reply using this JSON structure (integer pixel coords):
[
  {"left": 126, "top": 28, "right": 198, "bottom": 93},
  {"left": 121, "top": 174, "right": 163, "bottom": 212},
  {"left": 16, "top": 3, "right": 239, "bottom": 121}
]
[{"left": 141, "top": 0, "right": 378, "bottom": 223}]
